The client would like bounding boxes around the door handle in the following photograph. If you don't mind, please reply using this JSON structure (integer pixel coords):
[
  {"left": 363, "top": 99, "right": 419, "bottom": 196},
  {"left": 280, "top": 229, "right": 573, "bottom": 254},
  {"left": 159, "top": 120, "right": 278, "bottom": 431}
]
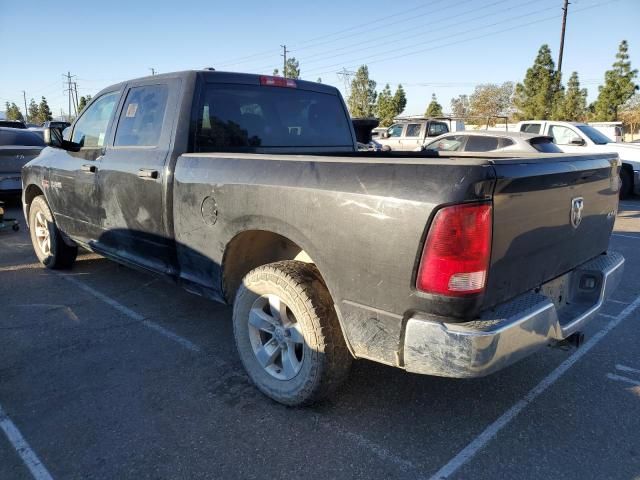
[
  {"left": 138, "top": 169, "right": 159, "bottom": 179},
  {"left": 81, "top": 164, "right": 97, "bottom": 173}
]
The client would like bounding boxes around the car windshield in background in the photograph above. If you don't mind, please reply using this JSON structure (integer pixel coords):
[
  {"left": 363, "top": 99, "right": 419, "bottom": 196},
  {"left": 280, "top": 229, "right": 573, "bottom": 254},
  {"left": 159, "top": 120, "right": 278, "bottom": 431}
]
[
  {"left": 194, "top": 84, "right": 353, "bottom": 150},
  {"left": 529, "top": 137, "right": 562, "bottom": 153},
  {"left": 0, "top": 128, "right": 45, "bottom": 147},
  {"left": 577, "top": 125, "right": 612, "bottom": 145},
  {"left": 0, "top": 121, "right": 27, "bottom": 129}
]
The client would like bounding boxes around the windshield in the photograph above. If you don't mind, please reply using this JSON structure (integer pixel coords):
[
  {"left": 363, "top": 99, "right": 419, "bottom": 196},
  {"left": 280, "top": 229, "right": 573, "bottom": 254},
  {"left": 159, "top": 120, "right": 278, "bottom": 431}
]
[
  {"left": 194, "top": 83, "right": 353, "bottom": 151},
  {"left": 576, "top": 125, "right": 613, "bottom": 145}
]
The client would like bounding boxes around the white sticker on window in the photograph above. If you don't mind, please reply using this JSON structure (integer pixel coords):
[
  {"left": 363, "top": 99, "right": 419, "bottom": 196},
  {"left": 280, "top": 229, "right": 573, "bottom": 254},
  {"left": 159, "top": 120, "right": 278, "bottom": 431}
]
[
  {"left": 98, "top": 132, "right": 105, "bottom": 146},
  {"left": 126, "top": 103, "right": 138, "bottom": 118}
]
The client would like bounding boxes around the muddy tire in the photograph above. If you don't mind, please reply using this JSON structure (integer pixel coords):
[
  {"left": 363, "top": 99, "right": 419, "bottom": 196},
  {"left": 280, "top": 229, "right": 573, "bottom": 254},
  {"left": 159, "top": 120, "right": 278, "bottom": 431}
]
[
  {"left": 28, "top": 195, "right": 77, "bottom": 269},
  {"left": 233, "top": 261, "right": 352, "bottom": 406}
]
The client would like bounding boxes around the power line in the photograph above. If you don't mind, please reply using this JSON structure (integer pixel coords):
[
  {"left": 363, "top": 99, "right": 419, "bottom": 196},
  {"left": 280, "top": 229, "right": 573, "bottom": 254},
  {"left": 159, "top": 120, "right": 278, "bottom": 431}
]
[{"left": 303, "top": 0, "right": 615, "bottom": 78}]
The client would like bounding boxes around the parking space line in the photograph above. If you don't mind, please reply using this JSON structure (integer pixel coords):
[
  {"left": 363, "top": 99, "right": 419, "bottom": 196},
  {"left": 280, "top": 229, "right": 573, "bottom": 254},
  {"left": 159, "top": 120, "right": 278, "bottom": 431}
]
[
  {"left": 58, "top": 274, "right": 201, "bottom": 353},
  {"left": 428, "top": 294, "right": 640, "bottom": 480},
  {"left": 616, "top": 364, "right": 640, "bottom": 375},
  {"left": 0, "top": 404, "right": 54, "bottom": 480},
  {"left": 606, "top": 373, "right": 640, "bottom": 387},
  {"left": 608, "top": 299, "right": 629, "bottom": 305},
  {"left": 612, "top": 233, "right": 640, "bottom": 240},
  {"left": 598, "top": 313, "right": 617, "bottom": 319}
]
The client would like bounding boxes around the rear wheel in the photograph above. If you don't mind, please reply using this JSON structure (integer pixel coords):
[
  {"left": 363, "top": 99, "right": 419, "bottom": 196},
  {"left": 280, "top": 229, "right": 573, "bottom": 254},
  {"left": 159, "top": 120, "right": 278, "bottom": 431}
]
[
  {"left": 620, "top": 168, "right": 633, "bottom": 199},
  {"left": 233, "top": 261, "right": 352, "bottom": 406},
  {"left": 28, "top": 195, "right": 77, "bottom": 269}
]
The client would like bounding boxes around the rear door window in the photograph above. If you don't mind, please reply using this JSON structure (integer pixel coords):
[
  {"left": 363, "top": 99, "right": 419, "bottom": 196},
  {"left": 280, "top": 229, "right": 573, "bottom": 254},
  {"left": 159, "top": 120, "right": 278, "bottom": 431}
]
[
  {"left": 427, "top": 122, "right": 448, "bottom": 137},
  {"left": 115, "top": 85, "right": 169, "bottom": 147},
  {"left": 520, "top": 123, "right": 541, "bottom": 134},
  {"left": 463, "top": 135, "right": 499, "bottom": 152},
  {"left": 405, "top": 123, "right": 422, "bottom": 137},
  {"left": 195, "top": 84, "right": 353, "bottom": 150},
  {"left": 424, "top": 135, "right": 465, "bottom": 152}
]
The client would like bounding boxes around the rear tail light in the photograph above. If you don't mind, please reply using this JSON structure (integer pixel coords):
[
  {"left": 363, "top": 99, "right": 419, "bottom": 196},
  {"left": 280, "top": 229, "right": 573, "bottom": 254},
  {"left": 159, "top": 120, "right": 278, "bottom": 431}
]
[
  {"left": 417, "top": 203, "right": 492, "bottom": 296},
  {"left": 259, "top": 76, "right": 297, "bottom": 88}
]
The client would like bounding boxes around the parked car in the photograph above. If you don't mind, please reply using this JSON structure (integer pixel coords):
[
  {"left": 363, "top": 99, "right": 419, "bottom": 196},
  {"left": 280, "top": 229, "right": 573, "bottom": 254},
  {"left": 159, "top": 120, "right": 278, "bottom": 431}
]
[
  {"left": 375, "top": 118, "right": 452, "bottom": 151},
  {"left": 23, "top": 70, "right": 624, "bottom": 406},
  {"left": 518, "top": 120, "right": 640, "bottom": 198},
  {"left": 0, "top": 120, "right": 27, "bottom": 129},
  {"left": 421, "top": 130, "right": 563, "bottom": 154},
  {"left": 0, "top": 127, "right": 45, "bottom": 194}
]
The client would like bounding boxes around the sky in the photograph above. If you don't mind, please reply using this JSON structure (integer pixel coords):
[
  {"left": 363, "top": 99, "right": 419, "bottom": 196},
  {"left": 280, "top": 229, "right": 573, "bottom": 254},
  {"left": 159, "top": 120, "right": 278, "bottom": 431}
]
[{"left": 1, "top": 0, "right": 639, "bottom": 119}]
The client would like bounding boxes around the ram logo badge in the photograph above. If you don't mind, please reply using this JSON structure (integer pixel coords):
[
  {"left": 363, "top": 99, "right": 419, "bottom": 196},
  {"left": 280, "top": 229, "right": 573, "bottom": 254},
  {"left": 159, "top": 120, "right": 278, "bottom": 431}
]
[{"left": 571, "top": 197, "right": 584, "bottom": 229}]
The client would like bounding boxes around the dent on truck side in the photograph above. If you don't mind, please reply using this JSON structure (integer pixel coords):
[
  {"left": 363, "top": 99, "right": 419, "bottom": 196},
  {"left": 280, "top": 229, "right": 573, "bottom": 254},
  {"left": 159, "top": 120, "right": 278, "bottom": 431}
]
[{"left": 172, "top": 153, "right": 496, "bottom": 366}]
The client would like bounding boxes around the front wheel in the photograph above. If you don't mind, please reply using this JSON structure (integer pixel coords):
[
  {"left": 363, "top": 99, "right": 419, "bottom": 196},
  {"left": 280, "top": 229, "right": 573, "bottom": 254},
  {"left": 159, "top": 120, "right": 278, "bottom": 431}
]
[
  {"left": 233, "top": 261, "right": 352, "bottom": 406},
  {"left": 28, "top": 195, "right": 77, "bottom": 269}
]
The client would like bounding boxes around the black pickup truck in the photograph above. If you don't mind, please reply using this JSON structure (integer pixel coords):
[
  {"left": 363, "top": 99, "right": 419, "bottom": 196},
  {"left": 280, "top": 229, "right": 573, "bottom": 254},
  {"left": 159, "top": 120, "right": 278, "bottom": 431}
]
[{"left": 22, "top": 70, "right": 624, "bottom": 405}]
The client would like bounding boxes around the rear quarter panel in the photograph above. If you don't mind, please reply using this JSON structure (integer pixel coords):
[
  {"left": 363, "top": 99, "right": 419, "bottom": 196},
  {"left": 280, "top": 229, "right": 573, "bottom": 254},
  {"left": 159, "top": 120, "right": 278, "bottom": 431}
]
[{"left": 172, "top": 153, "right": 495, "bottom": 364}]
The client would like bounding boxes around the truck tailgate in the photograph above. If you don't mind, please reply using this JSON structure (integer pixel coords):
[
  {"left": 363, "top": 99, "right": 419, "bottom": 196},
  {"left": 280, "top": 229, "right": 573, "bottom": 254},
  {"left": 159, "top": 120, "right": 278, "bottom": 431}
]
[{"left": 484, "top": 154, "right": 619, "bottom": 309}]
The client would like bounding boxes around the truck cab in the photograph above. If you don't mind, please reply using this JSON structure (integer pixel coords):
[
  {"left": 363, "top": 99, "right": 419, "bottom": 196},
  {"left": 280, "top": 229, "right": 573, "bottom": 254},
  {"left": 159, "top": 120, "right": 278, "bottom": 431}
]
[{"left": 518, "top": 120, "right": 640, "bottom": 198}]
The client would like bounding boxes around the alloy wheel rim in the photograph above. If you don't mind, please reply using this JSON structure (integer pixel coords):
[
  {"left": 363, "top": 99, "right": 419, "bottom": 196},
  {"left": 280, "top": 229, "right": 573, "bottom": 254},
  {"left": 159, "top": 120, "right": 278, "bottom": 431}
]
[
  {"left": 248, "top": 294, "right": 305, "bottom": 381},
  {"left": 34, "top": 211, "right": 51, "bottom": 256}
]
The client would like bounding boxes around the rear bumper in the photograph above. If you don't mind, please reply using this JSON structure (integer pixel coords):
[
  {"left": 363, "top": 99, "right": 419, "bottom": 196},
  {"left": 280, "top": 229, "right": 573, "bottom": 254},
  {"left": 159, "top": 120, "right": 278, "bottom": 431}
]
[{"left": 403, "top": 251, "right": 624, "bottom": 378}]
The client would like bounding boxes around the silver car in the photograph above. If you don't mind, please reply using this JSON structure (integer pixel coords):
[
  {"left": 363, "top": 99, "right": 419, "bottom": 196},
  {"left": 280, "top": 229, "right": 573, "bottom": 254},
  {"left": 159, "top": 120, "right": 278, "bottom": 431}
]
[
  {"left": 0, "top": 127, "right": 45, "bottom": 194},
  {"left": 421, "top": 130, "right": 562, "bottom": 154}
]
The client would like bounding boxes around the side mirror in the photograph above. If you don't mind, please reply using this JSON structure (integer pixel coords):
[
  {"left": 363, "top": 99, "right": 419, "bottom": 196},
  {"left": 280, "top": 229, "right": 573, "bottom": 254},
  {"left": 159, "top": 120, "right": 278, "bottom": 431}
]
[
  {"left": 43, "top": 127, "right": 63, "bottom": 148},
  {"left": 570, "top": 137, "right": 585, "bottom": 146}
]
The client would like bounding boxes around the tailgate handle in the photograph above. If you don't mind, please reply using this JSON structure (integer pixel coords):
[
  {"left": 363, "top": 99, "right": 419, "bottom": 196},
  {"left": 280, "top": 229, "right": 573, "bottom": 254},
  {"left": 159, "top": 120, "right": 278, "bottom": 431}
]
[
  {"left": 81, "top": 164, "right": 96, "bottom": 173},
  {"left": 138, "top": 168, "right": 158, "bottom": 179}
]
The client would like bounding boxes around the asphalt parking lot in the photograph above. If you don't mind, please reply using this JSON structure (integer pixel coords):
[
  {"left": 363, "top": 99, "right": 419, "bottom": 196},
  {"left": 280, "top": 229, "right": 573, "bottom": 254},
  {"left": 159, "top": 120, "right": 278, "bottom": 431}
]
[{"left": 1, "top": 197, "right": 639, "bottom": 480}]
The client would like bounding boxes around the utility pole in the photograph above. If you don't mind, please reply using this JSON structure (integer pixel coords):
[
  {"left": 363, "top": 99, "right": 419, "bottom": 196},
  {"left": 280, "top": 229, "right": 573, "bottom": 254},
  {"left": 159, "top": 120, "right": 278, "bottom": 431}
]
[
  {"left": 73, "top": 82, "right": 79, "bottom": 114},
  {"left": 557, "top": 0, "right": 570, "bottom": 73},
  {"left": 22, "top": 91, "right": 28, "bottom": 123},
  {"left": 280, "top": 45, "right": 289, "bottom": 78},
  {"left": 336, "top": 67, "right": 356, "bottom": 98},
  {"left": 63, "top": 71, "right": 77, "bottom": 119},
  {"left": 149, "top": 68, "right": 156, "bottom": 75}
]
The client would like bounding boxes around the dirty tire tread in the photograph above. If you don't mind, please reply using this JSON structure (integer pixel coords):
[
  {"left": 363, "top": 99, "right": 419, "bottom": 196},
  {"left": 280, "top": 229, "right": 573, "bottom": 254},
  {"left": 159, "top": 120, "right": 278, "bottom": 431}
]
[
  {"left": 29, "top": 195, "right": 77, "bottom": 269},
  {"left": 233, "top": 261, "right": 352, "bottom": 406}
]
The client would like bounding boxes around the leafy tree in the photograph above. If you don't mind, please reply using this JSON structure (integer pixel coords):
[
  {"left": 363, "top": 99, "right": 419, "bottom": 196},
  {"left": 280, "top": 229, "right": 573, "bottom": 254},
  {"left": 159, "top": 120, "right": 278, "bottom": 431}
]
[
  {"left": 28, "top": 98, "right": 40, "bottom": 124},
  {"left": 393, "top": 84, "right": 407, "bottom": 116},
  {"left": 555, "top": 72, "right": 588, "bottom": 121},
  {"left": 347, "top": 65, "right": 377, "bottom": 117},
  {"left": 514, "top": 44, "right": 561, "bottom": 119},
  {"left": 468, "top": 82, "right": 514, "bottom": 123},
  {"left": 450, "top": 94, "right": 470, "bottom": 117},
  {"left": 620, "top": 94, "right": 640, "bottom": 140},
  {"left": 425, "top": 93, "right": 443, "bottom": 117},
  {"left": 593, "top": 40, "right": 638, "bottom": 121},
  {"left": 376, "top": 84, "right": 395, "bottom": 126},
  {"left": 39, "top": 97, "right": 53, "bottom": 122},
  {"left": 4, "top": 102, "right": 24, "bottom": 121},
  {"left": 78, "top": 95, "right": 92, "bottom": 113},
  {"left": 283, "top": 57, "right": 300, "bottom": 79}
]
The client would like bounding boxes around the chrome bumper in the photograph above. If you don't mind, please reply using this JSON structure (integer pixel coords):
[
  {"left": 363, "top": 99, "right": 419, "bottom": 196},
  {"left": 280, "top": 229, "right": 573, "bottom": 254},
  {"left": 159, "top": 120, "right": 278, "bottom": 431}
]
[{"left": 403, "top": 252, "right": 624, "bottom": 378}]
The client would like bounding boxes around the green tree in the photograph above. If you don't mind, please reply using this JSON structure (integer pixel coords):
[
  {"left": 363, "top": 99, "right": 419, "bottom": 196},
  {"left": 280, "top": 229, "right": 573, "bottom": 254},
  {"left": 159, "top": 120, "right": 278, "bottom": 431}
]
[
  {"left": 468, "top": 82, "right": 514, "bottom": 123},
  {"left": 39, "top": 97, "right": 53, "bottom": 122},
  {"left": 450, "top": 94, "right": 470, "bottom": 117},
  {"left": 593, "top": 40, "right": 638, "bottom": 121},
  {"left": 393, "top": 84, "right": 407, "bottom": 116},
  {"left": 28, "top": 98, "right": 40, "bottom": 124},
  {"left": 4, "top": 102, "right": 24, "bottom": 121},
  {"left": 376, "top": 84, "right": 395, "bottom": 126},
  {"left": 284, "top": 57, "right": 300, "bottom": 79},
  {"left": 514, "top": 44, "right": 561, "bottom": 119},
  {"left": 347, "top": 65, "right": 377, "bottom": 117},
  {"left": 78, "top": 95, "right": 92, "bottom": 113},
  {"left": 555, "top": 72, "right": 588, "bottom": 121},
  {"left": 425, "top": 93, "right": 443, "bottom": 117}
]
